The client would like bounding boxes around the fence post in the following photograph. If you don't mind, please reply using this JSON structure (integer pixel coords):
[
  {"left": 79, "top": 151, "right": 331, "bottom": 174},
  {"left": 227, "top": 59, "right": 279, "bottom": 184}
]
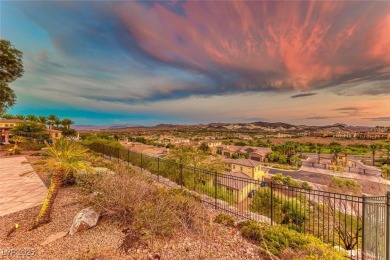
[
  {"left": 214, "top": 171, "right": 217, "bottom": 209},
  {"left": 386, "top": 191, "right": 390, "bottom": 260},
  {"left": 270, "top": 181, "right": 274, "bottom": 226},
  {"left": 362, "top": 195, "right": 366, "bottom": 258},
  {"left": 157, "top": 157, "right": 160, "bottom": 182}
]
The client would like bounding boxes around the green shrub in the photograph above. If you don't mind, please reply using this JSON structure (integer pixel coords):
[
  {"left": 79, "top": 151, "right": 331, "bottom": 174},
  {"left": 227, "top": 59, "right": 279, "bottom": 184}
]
[
  {"left": 272, "top": 173, "right": 313, "bottom": 191},
  {"left": 239, "top": 222, "right": 347, "bottom": 259},
  {"left": 382, "top": 165, "right": 390, "bottom": 180},
  {"left": 214, "top": 213, "right": 235, "bottom": 227},
  {"left": 329, "top": 176, "right": 361, "bottom": 194},
  {"left": 239, "top": 221, "right": 263, "bottom": 241}
]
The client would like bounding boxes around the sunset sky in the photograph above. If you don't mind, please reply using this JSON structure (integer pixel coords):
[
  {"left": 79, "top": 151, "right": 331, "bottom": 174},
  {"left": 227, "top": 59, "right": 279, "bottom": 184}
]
[{"left": 2, "top": 1, "right": 390, "bottom": 126}]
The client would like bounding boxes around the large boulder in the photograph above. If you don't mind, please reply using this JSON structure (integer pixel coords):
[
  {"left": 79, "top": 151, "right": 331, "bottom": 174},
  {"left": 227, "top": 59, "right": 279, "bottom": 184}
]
[{"left": 69, "top": 207, "right": 99, "bottom": 235}]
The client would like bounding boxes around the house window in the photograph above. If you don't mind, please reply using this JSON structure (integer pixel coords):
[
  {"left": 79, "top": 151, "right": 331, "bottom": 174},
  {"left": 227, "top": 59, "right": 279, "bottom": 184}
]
[
  {"left": 240, "top": 166, "right": 243, "bottom": 171},
  {"left": 5, "top": 124, "right": 8, "bottom": 127},
  {"left": 233, "top": 165, "right": 235, "bottom": 169}
]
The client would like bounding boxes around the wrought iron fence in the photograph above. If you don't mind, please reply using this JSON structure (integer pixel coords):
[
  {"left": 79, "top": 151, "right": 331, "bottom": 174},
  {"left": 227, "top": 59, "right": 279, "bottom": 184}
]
[{"left": 87, "top": 143, "right": 389, "bottom": 259}]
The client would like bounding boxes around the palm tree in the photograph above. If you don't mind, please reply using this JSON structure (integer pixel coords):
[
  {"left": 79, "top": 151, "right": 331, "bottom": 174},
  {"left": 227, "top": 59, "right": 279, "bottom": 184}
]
[
  {"left": 61, "top": 118, "right": 74, "bottom": 129},
  {"left": 316, "top": 144, "right": 323, "bottom": 164},
  {"left": 38, "top": 115, "right": 47, "bottom": 127},
  {"left": 8, "top": 135, "right": 27, "bottom": 155},
  {"left": 15, "top": 114, "right": 25, "bottom": 120},
  {"left": 54, "top": 118, "right": 62, "bottom": 129},
  {"left": 2, "top": 113, "right": 14, "bottom": 119},
  {"left": 26, "top": 114, "right": 38, "bottom": 122},
  {"left": 383, "top": 144, "right": 390, "bottom": 163},
  {"left": 330, "top": 144, "right": 343, "bottom": 166},
  {"left": 32, "top": 139, "right": 91, "bottom": 229},
  {"left": 370, "top": 143, "right": 380, "bottom": 166},
  {"left": 47, "top": 114, "right": 59, "bottom": 129}
]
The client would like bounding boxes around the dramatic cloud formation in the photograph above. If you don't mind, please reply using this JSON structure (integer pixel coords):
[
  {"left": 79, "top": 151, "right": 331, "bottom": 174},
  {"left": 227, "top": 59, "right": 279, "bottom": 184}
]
[{"left": 2, "top": 1, "right": 390, "bottom": 125}]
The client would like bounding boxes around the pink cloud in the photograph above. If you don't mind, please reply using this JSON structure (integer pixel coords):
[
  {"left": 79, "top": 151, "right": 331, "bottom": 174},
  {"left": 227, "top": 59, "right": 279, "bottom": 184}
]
[{"left": 114, "top": 1, "right": 390, "bottom": 92}]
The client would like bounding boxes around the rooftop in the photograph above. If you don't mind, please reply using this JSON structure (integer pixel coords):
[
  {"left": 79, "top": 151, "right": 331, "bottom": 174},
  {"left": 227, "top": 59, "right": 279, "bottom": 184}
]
[{"left": 224, "top": 158, "right": 262, "bottom": 168}]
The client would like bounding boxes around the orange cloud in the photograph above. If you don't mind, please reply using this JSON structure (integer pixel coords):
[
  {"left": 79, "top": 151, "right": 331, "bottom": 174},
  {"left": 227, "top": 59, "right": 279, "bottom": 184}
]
[{"left": 115, "top": 1, "right": 390, "bottom": 92}]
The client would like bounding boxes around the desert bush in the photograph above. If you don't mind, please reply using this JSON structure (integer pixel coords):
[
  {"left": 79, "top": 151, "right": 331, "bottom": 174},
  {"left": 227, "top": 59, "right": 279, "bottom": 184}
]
[
  {"left": 84, "top": 167, "right": 205, "bottom": 238},
  {"left": 272, "top": 173, "right": 313, "bottom": 191},
  {"left": 214, "top": 213, "right": 235, "bottom": 227},
  {"left": 20, "top": 140, "right": 45, "bottom": 151},
  {"left": 381, "top": 164, "right": 390, "bottom": 180},
  {"left": 238, "top": 222, "right": 347, "bottom": 259},
  {"left": 329, "top": 176, "right": 361, "bottom": 194}
]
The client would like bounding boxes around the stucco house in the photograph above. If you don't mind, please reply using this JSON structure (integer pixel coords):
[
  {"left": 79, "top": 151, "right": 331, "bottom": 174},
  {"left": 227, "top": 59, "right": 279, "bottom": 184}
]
[
  {"left": 217, "top": 171, "right": 255, "bottom": 204},
  {"left": 214, "top": 145, "right": 271, "bottom": 162},
  {"left": 0, "top": 119, "right": 26, "bottom": 144},
  {"left": 47, "top": 129, "right": 63, "bottom": 140},
  {"left": 0, "top": 119, "right": 63, "bottom": 143},
  {"left": 224, "top": 158, "right": 268, "bottom": 180}
]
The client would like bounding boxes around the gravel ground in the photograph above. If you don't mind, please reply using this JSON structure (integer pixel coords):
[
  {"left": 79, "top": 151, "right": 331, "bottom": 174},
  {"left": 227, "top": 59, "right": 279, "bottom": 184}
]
[{"left": 0, "top": 167, "right": 263, "bottom": 260}]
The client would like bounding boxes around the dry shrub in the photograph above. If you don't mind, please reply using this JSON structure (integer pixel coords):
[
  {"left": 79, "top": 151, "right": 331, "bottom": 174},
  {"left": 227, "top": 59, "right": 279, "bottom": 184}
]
[{"left": 83, "top": 167, "right": 205, "bottom": 238}]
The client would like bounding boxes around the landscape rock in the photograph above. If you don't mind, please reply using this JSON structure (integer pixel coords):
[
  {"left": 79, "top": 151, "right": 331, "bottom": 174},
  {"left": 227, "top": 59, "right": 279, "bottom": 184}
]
[
  {"left": 69, "top": 207, "right": 99, "bottom": 235},
  {"left": 40, "top": 231, "right": 68, "bottom": 246}
]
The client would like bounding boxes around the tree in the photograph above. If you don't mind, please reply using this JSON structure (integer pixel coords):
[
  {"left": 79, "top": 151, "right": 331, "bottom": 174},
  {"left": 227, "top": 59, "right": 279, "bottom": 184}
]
[
  {"left": 382, "top": 144, "right": 390, "bottom": 163},
  {"left": 0, "top": 40, "right": 24, "bottom": 113},
  {"left": 54, "top": 118, "right": 62, "bottom": 129},
  {"left": 1, "top": 113, "right": 14, "bottom": 119},
  {"left": 315, "top": 144, "right": 323, "bottom": 164},
  {"left": 370, "top": 143, "right": 380, "bottom": 166},
  {"left": 330, "top": 144, "right": 343, "bottom": 166},
  {"left": 47, "top": 114, "right": 59, "bottom": 129},
  {"left": 8, "top": 135, "right": 27, "bottom": 155},
  {"left": 32, "top": 139, "right": 91, "bottom": 229},
  {"left": 15, "top": 114, "right": 25, "bottom": 120},
  {"left": 61, "top": 118, "right": 74, "bottom": 129},
  {"left": 26, "top": 114, "right": 38, "bottom": 122},
  {"left": 38, "top": 115, "right": 47, "bottom": 126},
  {"left": 199, "top": 142, "right": 210, "bottom": 153},
  {"left": 0, "top": 83, "right": 16, "bottom": 115}
]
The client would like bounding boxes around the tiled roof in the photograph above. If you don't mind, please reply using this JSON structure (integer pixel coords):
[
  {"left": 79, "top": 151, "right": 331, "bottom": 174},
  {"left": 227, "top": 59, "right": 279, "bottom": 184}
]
[
  {"left": 217, "top": 171, "right": 253, "bottom": 190},
  {"left": 224, "top": 158, "right": 262, "bottom": 167},
  {"left": 0, "top": 119, "right": 26, "bottom": 123}
]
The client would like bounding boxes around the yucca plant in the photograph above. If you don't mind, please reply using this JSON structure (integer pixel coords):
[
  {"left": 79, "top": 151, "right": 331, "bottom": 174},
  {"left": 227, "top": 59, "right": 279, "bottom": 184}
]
[{"left": 32, "top": 139, "right": 92, "bottom": 229}]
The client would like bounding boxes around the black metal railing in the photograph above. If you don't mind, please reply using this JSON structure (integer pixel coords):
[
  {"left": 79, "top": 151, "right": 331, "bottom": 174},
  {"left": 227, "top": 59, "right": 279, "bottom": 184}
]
[{"left": 87, "top": 143, "right": 390, "bottom": 259}]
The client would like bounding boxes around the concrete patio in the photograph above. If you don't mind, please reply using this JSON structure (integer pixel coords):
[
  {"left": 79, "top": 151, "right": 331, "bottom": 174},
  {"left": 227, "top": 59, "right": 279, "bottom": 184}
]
[{"left": 0, "top": 156, "right": 47, "bottom": 217}]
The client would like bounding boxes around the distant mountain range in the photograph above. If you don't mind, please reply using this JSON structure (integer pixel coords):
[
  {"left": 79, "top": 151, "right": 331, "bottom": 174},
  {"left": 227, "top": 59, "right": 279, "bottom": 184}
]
[
  {"left": 74, "top": 121, "right": 377, "bottom": 132},
  {"left": 73, "top": 124, "right": 138, "bottom": 131}
]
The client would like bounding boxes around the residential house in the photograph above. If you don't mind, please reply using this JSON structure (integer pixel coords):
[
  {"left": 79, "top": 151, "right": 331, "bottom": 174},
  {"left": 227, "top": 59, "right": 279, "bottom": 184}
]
[
  {"left": 216, "top": 158, "right": 269, "bottom": 204},
  {"left": 214, "top": 145, "right": 271, "bottom": 162},
  {"left": 216, "top": 171, "right": 254, "bottom": 204},
  {"left": 201, "top": 140, "right": 222, "bottom": 147},
  {"left": 0, "top": 119, "right": 62, "bottom": 143},
  {"left": 358, "top": 132, "right": 390, "bottom": 139},
  {"left": 224, "top": 158, "right": 268, "bottom": 180},
  {"left": 0, "top": 119, "right": 26, "bottom": 143},
  {"left": 47, "top": 129, "right": 62, "bottom": 140}
]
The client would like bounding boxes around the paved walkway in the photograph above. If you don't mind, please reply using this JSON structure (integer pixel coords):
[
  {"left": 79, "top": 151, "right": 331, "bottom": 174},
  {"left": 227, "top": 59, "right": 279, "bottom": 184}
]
[{"left": 0, "top": 156, "right": 47, "bottom": 217}]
